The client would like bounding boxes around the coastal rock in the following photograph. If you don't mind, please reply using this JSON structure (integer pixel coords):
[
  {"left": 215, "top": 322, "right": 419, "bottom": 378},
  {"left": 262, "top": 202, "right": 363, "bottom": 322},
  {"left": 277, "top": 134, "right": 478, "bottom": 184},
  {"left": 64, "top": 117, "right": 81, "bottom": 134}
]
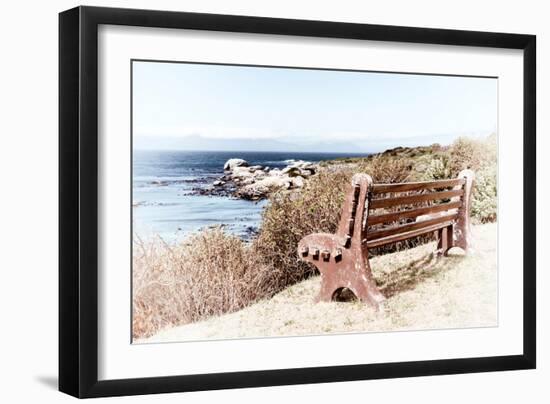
[
  {"left": 198, "top": 157, "right": 319, "bottom": 200},
  {"left": 223, "top": 158, "right": 249, "bottom": 171},
  {"left": 280, "top": 161, "right": 316, "bottom": 178},
  {"left": 291, "top": 176, "right": 305, "bottom": 188},
  {"left": 292, "top": 160, "right": 316, "bottom": 174},
  {"left": 236, "top": 176, "right": 292, "bottom": 200},
  {"left": 240, "top": 177, "right": 256, "bottom": 186},
  {"left": 281, "top": 166, "right": 302, "bottom": 177},
  {"left": 231, "top": 166, "right": 255, "bottom": 179},
  {"left": 150, "top": 180, "right": 169, "bottom": 186}
]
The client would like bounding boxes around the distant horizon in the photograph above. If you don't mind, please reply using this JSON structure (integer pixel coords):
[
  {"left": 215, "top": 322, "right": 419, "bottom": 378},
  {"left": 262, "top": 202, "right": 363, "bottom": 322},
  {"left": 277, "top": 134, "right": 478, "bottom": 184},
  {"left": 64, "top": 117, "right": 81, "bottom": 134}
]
[
  {"left": 133, "top": 61, "right": 497, "bottom": 153},
  {"left": 132, "top": 149, "right": 375, "bottom": 154},
  {"left": 133, "top": 132, "right": 494, "bottom": 154}
]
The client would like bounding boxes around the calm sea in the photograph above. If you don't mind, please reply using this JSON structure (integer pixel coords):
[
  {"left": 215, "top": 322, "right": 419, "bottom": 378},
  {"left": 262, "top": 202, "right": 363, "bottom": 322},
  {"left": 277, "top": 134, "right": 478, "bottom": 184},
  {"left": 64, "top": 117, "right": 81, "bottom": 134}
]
[{"left": 133, "top": 150, "right": 370, "bottom": 242}]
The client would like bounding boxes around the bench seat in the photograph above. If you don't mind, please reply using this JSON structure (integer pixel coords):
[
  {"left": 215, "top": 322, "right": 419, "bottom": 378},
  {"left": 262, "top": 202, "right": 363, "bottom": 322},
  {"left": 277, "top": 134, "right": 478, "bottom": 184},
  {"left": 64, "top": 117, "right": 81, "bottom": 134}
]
[{"left": 297, "top": 170, "right": 475, "bottom": 308}]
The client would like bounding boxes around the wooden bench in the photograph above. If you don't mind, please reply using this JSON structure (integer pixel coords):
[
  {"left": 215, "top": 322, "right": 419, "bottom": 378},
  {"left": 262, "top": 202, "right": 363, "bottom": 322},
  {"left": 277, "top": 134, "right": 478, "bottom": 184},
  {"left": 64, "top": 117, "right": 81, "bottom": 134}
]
[{"left": 297, "top": 169, "right": 475, "bottom": 309}]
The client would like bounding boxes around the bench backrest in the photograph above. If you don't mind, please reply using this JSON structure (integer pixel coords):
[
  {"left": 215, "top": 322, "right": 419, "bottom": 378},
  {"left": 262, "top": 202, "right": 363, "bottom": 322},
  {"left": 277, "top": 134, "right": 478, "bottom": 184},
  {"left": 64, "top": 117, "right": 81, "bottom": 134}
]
[{"left": 336, "top": 170, "right": 475, "bottom": 250}]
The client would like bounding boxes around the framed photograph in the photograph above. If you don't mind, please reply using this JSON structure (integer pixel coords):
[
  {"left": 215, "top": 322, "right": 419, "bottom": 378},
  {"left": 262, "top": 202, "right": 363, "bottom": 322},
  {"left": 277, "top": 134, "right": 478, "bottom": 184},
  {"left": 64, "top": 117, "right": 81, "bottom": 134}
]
[{"left": 59, "top": 6, "right": 536, "bottom": 398}]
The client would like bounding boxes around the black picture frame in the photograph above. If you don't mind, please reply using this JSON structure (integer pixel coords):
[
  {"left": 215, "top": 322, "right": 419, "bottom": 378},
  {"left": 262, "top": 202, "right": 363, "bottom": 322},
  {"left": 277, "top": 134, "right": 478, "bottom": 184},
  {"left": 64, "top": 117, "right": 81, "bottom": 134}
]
[{"left": 59, "top": 5, "right": 536, "bottom": 398}]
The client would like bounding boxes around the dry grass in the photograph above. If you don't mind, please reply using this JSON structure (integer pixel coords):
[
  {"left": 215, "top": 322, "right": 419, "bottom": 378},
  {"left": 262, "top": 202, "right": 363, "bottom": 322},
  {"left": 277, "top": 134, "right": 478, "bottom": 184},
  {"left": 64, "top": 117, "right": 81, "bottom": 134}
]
[
  {"left": 140, "top": 223, "right": 497, "bottom": 342},
  {"left": 358, "top": 154, "right": 412, "bottom": 183},
  {"left": 133, "top": 136, "right": 498, "bottom": 339},
  {"left": 448, "top": 134, "right": 497, "bottom": 176},
  {"left": 132, "top": 228, "right": 285, "bottom": 339}
]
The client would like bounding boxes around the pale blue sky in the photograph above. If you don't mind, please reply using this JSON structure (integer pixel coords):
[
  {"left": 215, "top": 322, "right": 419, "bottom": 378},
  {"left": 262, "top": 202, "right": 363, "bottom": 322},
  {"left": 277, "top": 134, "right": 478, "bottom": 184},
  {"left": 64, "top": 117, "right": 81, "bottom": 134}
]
[{"left": 133, "top": 61, "right": 497, "bottom": 152}]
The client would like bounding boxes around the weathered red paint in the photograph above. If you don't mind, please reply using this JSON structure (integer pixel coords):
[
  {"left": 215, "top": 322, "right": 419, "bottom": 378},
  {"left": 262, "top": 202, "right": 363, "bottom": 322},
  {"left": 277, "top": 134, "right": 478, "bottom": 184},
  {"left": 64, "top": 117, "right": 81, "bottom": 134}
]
[
  {"left": 297, "top": 171, "right": 474, "bottom": 309},
  {"left": 297, "top": 173, "right": 385, "bottom": 308}
]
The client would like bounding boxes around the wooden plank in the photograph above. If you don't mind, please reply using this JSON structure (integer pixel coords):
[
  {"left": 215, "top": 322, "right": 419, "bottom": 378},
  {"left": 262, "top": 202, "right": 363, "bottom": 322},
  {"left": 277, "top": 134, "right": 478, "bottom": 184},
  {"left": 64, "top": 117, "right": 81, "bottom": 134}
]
[
  {"left": 367, "top": 212, "right": 458, "bottom": 240},
  {"left": 366, "top": 221, "right": 454, "bottom": 248},
  {"left": 372, "top": 178, "right": 465, "bottom": 194},
  {"left": 367, "top": 200, "right": 462, "bottom": 225},
  {"left": 369, "top": 189, "right": 464, "bottom": 209}
]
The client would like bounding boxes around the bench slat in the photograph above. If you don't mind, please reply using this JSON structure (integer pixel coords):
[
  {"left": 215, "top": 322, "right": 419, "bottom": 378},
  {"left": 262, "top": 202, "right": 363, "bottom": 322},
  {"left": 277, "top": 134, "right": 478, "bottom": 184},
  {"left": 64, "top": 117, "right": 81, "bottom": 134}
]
[
  {"left": 367, "top": 212, "right": 458, "bottom": 240},
  {"left": 369, "top": 189, "right": 464, "bottom": 209},
  {"left": 367, "top": 200, "right": 462, "bottom": 225},
  {"left": 366, "top": 220, "right": 454, "bottom": 248},
  {"left": 372, "top": 178, "right": 465, "bottom": 194}
]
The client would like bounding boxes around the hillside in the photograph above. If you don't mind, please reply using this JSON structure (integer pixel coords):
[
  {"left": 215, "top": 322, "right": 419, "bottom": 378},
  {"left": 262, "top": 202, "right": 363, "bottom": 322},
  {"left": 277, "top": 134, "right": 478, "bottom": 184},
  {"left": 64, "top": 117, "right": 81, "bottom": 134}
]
[{"left": 140, "top": 223, "right": 497, "bottom": 343}]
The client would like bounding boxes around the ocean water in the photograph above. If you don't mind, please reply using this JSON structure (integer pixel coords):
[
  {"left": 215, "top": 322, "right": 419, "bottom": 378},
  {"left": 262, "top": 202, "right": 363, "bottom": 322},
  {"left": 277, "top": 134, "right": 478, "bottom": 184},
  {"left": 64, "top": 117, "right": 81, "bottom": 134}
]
[{"left": 133, "top": 150, "right": 370, "bottom": 242}]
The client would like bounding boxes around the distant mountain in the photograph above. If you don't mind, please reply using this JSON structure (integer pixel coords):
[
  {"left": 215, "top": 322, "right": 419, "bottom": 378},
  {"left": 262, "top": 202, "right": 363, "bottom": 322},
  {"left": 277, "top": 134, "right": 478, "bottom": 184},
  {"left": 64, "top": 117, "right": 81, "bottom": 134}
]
[
  {"left": 133, "top": 131, "right": 484, "bottom": 153},
  {"left": 133, "top": 135, "right": 367, "bottom": 153}
]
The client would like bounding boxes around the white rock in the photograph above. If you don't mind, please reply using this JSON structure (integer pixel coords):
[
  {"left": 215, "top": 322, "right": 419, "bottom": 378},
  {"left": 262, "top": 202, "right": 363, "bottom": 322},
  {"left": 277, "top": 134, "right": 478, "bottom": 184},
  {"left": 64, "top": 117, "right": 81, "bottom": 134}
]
[
  {"left": 281, "top": 166, "right": 303, "bottom": 177},
  {"left": 287, "top": 160, "right": 311, "bottom": 169},
  {"left": 223, "top": 158, "right": 249, "bottom": 171},
  {"left": 292, "top": 176, "right": 304, "bottom": 188},
  {"left": 237, "top": 176, "right": 290, "bottom": 198},
  {"left": 231, "top": 166, "right": 255, "bottom": 179},
  {"left": 259, "top": 176, "right": 289, "bottom": 188}
]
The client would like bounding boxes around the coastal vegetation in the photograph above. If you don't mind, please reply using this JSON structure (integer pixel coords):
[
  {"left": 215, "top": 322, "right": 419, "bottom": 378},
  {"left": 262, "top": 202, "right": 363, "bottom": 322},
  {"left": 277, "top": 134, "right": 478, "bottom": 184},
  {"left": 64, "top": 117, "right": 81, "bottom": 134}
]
[
  {"left": 142, "top": 223, "right": 497, "bottom": 342},
  {"left": 133, "top": 135, "right": 498, "bottom": 339}
]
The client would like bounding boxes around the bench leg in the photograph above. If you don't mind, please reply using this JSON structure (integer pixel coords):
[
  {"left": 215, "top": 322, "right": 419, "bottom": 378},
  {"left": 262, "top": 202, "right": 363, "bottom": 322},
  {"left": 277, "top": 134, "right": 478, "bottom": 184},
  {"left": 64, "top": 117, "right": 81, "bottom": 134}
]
[
  {"left": 437, "top": 225, "right": 454, "bottom": 256},
  {"left": 454, "top": 169, "right": 475, "bottom": 253},
  {"left": 437, "top": 226, "right": 453, "bottom": 256},
  {"left": 315, "top": 250, "right": 385, "bottom": 309},
  {"left": 446, "top": 225, "right": 454, "bottom": 253},
  {"left": 299, "top": 234, "right": 385, "bottom": 309},
  {"left": 436, "top": 229, "right": 443, "bottom": 255},
  {"left": 350, "top": 259, "right": 386, "bottom": 308}
]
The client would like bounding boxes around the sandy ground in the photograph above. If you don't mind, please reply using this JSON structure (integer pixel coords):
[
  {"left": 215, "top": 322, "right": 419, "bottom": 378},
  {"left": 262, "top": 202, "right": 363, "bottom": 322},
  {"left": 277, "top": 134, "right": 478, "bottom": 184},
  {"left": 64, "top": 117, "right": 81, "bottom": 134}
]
[{"left": 140, "top": 223, "right": 497, "bottom": 343}]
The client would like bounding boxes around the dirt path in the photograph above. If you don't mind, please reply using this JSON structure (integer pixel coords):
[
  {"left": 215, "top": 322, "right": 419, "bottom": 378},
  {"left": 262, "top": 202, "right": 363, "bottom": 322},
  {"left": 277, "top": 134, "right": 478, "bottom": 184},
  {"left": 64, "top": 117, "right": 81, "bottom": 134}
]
[{"left": 140, "top": 223, "right": 497, "bottom": 343}]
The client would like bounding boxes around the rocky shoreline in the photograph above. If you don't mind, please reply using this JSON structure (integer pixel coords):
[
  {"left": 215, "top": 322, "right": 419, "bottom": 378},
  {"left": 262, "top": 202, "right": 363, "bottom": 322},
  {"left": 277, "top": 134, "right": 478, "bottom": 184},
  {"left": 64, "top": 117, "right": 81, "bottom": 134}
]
[{"left": 192, "top": 158, "right": 319, "bottom": 200}]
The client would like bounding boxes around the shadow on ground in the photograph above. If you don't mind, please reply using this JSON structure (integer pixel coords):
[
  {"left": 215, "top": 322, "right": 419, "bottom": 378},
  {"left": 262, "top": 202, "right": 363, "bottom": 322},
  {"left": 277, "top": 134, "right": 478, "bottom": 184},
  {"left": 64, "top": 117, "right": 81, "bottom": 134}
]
[{"left": 376, "top": 250, "right": 466, "bottom": 298}]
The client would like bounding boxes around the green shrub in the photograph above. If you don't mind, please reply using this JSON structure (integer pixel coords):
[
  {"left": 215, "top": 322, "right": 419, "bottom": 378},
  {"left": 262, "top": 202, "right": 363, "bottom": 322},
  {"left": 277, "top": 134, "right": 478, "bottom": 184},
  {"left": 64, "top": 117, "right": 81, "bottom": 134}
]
[
  {"left": 471, "top": 165, "right": 497, "bottom": 223},
  {"left": 410, "top": 136, "right": 498, "bottom": 224},
  {"left": 420, "top": 155, "right": 452, "bottom": 181}
]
